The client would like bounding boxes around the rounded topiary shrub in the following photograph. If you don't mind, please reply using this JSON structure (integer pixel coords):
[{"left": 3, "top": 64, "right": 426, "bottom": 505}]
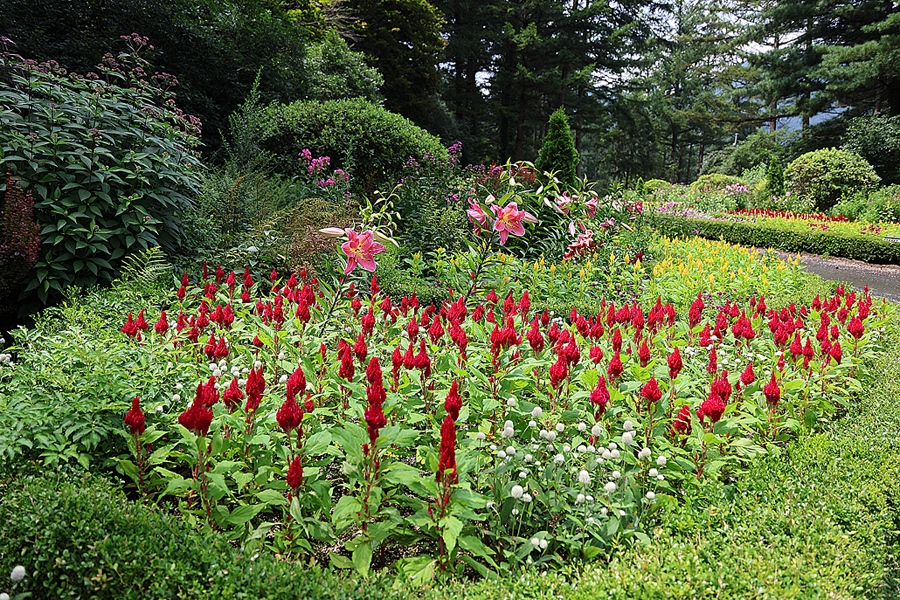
[
  {"left": 643, "top": 179, "right": 670, "bottom": 195},
  {"left": 256, "top": 98, "right": 446, "bottom": 192},
  {"left": 786, "top": 148, "right": 880, "bottom": 213},
  {"left": 689, "top": 173, "right": 748, "bottom": 191}
]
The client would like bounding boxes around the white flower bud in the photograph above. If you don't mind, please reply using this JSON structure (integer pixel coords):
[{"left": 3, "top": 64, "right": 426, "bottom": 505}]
[
  {"left": 578, "top": 470, "right": 591, "bottom": 485},
  {"left": 612, "top": 470, "right": 621, "bottom": 480},
  {"left": 254, "top": 360, "right": 262, "bottom": 369},
  {"left": 604, "top": 482, "right": 616, "bottom": 494},
  {"left": 649, "top": 468, "right": 659, "bottom": 477},
  {"left": 600, "top": 507, "right": 608, "bottom": 515},
  {"left": 577, "top": 422, "right": 586, "bottom": 432},
  {"left": 208, "top": 363, "right": 217, "bottom": 371},
  {"left": 657, "top": 474, "right": 665, "bottom": 481},
  {"left": 611, "top": 449, "right": 620, "bottom": 459},
  {"left": 563, "top": 445, "right": 571, "bottom": 453},
  {"left": 646, "top": 491, "right": 656, "bottom": 501},
  {"left": 540, "top": 429, "right": 548, "bottom": 439},
  {"left": 577, "top": 445, "right": 587, "bottom": 453},
  {"left": 609, "top": 442, "right": 618, "bottom": 450},
  {"left": 279, "top": 374, "right": 288, "bottom": 384},
  {"left": 522, "top": 493, "right": 532, "bottom": 503},
  {"left": 511, "top": 484, "right": 524, "bottom": 499},
  {"left": 278, "top": 352, "right": 286, "bottom": 360},
  {"left": 621, "top": 431, "right": 633, "bottom": 446},
  {"left": 528, "top": 420, "right": 537, "bottom": 428},
  {"left": 576, "top": 493, "right": 585, "bottom": 504},
  {"left": 638, "top": 447, "right": 651, "bottom": 459},
  {"left": 498, "top": 450, "right": 507, "bottom": 459},
  {"left": 476, "top": 432, "right": 486, "bottom": 441},
  {"left": 585, "top": 495, "right": 594, "bottom": 503},
  {"left": 10, "top": 565, "right": 26, "bottom": 581},
  {"left": 531, "top": 406, "right": 543, "bottom": 418},
  {"left": 175, "top": 383, "right": 183, "bottom": 391},
  {"left": 507, "top": 397, "right": 517, "bottom": 407},
  {"left": 623, "top": 420, "right": 634, "bottom": 432},
  {"left": 531, "top": 537, "right": 541, "bottom": 547},
  {"left": 506, "top": 446, "right": 516, "bottom": 455},
  {"left": 555, "top": 423, "right": 565, "bottom": 433},
  {"left": 519, "top": 471, "right": 528, "bottom": 479},
  {"left": 489, "top": 444, "right": 497, "bottom": 451},
  {"left": 591, "top": 424, "right": 603, "bottom": 437},
  {"left": 601, "top": 449, "right": 612, "bottom": 460},
  {"left": 172, "top": 394, "right": 181, "bottom": 402},
  {"left": 587, "top": 445, "right": 596, "bottom": 453},
  {"left": 539, "top": 539, "right": 548, "bottom": 549},
  {"left": 554, "top": 454, "right": 564, "bottom": 465},
  {"left": 656, "top": 455, "right": 668, "bottom": 467},
  {"left": 546, "top": 431, "right": 557, "bottom": 442},
  {"left": 504, "top": 420, "right": 514, "bottom": 429},
  {"left": 525, "top": 454, "right": 533, "bottom": 462},
  {"left": 213, "top": 369, "right": 222, "bottom": 378},
  {"left": 218, "top": 359, "right": 227, "bottom": 368}
]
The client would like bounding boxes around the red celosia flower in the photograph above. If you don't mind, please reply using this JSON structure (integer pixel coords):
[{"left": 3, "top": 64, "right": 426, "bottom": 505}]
[
  {"left": 670, "top": 405, "right": 691, "bottom": 437},
  {"left": 121, "top": 312, "right": 138, "bottom": 338},
  {"left": 640, "top": 377, "right": 662, "bottom": 412},
  {"left": 286, "top": 366, "right": 307, "bottom": 403},
  {"left": 549, "top": 355, "right": 568, "bottom": 388},
  {"left": 244, "top": 366, "right": 266, "bottom": 416},
  {"left": 436, "top": 414, "right": 458, "bottom": 485},
  {"left": 789, "top": 333, "right": 803, "bottom": 361},
  {"left": 179, "top": 400, "right": 213, "bottom": 436},
  {"left": 214, "top": 336, "right": 229, "bottom": 360},
  {"left": 638, "top": 338, "right": 651, "bottom": 367},
  {"left": 203, "top": 332, "right": 216, "bottom": 360},
  {"left": 135, "top": 309, "right": 149, "bottom": 331},
  {"left": 697, "top": 391, "right": 725, "bottom": 424},
  {"left": 429, "top": 315, "right": 445, "bottom": 343},
  {"left": 707, "top": 346, "right": 717, "bottom": 374},
  {"left": 741, "top": 361, "right": 755, "bottom": 386},
  {"left": 364, "top": 402, "right": 387, "bottom": 445},
  {"left": 847, "top": 316, "right": 865, "bottom": 339},
  {"left": 154, "top": 311, "right": 168, "bottom": 335},
  {"left": 688, "top": 293, "right": 704, "bottom": 328},
  {"left": 763, "top": 372, "right": 780, "bottom": 409},
  {"left": 575, "top": 315, "right": 590, "bottom": 338},
  {"left": 590, "top": 375, "right": 610, "bottom": 416},
  {"left": 607, "top": 351, "right": 623, "bottom": 381},
  {"left": 277, "top": 391, "right": 304, "bottom": 434},
  {"left": 223, "top": 377, "right": 244, "bottom": 412},
  {"left": 444, "top": 379, "right": 462, "bottom": 420},
  {"left": 366, "top": 358, "right": 387, "bottom": 407},
  {"left": 414, "top": 339, "right": 431, "bottom": 377},
  {"left": 124, "top": 397, "right": 146, "bottom": 436},
  {"left": 353, "top": 332, "right": 368, "bottom": 365},
  {"left": 518, "top": 290, "right": 530, "bottom": 317},
  {"left": 563, "top": 336, "right": 580, "bottom": 366},
  {"left": 287, "top": 455, "right": 304, "bottom": 490},
  {"left": 339, "top": 346, "right": 355, "bottom": 380},
  {"left": 486, "top": 289, "right": 498, "bottom": 304},
  {"left": 611, "top": 328, "right": 622, "bottom": 353},
  {"left": 589, "top": 345, "right": 604, "bottom": 364},
  {"left": 830, "top": 340, "right": 842, "bottom": 364},
  {"left": 668, "top": 347, "right": 682, "bottom": 379}
]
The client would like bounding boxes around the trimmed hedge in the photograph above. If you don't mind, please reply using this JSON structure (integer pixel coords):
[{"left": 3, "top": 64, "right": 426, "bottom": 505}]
[
  {"left": 256, "top": 98, "right": 447, "bottom": 191},
  {"left": 0, "top": 474, "right": 403, "bottom": 600},
  {"left": 647, "top": 212, "right": 900, "bottom": 264}
]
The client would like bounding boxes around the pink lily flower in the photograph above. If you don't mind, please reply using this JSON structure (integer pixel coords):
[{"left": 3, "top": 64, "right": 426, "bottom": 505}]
[
  {"left": 491, "top": 202, "right": 537, "bottom": 245},
  {"left": 340, "top": 229, "right": 385, "bottom": 274},
  {"left": 466, "top": 199, "right": 491, "bottom": 233}
]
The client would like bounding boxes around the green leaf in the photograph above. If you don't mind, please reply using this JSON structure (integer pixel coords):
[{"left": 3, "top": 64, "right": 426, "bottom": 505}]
[
  {"left": 256, "top": 488, "right": 289, "bottom": 507},
  {"left": 441, "top": 515, "right": 463, "bottom": 553},
  {"left": 329, "top": 553, "right": 354, "bottom": 570},
  {"left": 352, "top": 542, "right": 373, "bottom": 577},
  {"left": 225, "top": 503, "right": 265, "bottom": 525}
]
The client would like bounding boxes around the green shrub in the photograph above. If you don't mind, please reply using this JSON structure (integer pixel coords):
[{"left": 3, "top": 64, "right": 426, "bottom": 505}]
[
  {"left": 256, "top": 98, "right": 447, "bottom": 192},
  {"left": 643, "top": 179, "right": 669, "bottom": 194},
  {"left": 374, "top": 244, "right": 450, "bottom": 307},
  {"left": 536, "top": 108, "right": 579, "bottom": 187},
  {"left": 700, "top": 129, "right": 799, "bottom": 177},
  {"left": 689, "top": 173, "right": 748, "bottom": 192},
  {"left": 832, "top": 184, "right": 900, "bottom": 223},
  {"left": 0, "top": 43, "right": 203, "bottom": 311},
  {"left": 786, "top": 148, "right": 880, "bottom": 213},
  {"left": 305, "top": 29, "right": 384, "bottom": 104},
  {"left": 0, "top": 474, "right": 403, "bottom": 600}
]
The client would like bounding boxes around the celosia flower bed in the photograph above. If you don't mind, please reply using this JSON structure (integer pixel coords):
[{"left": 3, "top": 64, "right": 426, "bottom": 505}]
[{"left": 117, "top": 257, "right": 884, "bottom": 578}]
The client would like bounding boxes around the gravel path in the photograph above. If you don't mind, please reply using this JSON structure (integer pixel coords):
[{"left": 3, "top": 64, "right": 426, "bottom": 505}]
[{"left": 764, "top": 248, "right": 900, "bottom": 303}]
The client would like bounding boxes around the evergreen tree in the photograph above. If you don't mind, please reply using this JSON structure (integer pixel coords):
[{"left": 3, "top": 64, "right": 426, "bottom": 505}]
[
  {"left": 766, "top": 157, "right": 785, "bottom": 197},
  {"left": 536, "top": 108, "right": 579, "bottom": 186}
]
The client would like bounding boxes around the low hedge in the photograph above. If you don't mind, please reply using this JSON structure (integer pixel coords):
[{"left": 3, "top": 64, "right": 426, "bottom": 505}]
[
  {"left": 647, "top": 212, "right": 900, "bottom": 264},
  {"left": 0, "top": 474, "right": 402, "bottom": 600}
]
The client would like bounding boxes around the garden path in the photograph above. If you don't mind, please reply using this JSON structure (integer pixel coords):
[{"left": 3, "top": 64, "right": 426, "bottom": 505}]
[{"left": 764, "top": 248, "right": 900, "bottom": 303}]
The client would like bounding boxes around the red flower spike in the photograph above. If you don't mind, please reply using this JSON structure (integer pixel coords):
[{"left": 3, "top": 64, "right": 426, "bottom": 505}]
[
  {"left": 353, "top": 332, "right": 368, "bottom": 365},
  {"left": 177, "top": 285, "right": 187, "bottom": 302},
  {"left": 223, "top": 377, "right": 244, "bottom": 412},
  {"left": 277, "top": 395, "right": 304, "bottom": 434},
  {"left": 445, "top": 379, "right": 462, "bottom": 420},
  {"left": 589, "top": 345, "right": 604, "bottom": 364},
  {"left": 670, "top": 405, "right": 691, "bottom": 437},
  {"left": 590, "top": 375, "right": 610, "bottom": 416},
  {"left": 640, "top": 377, "right": 662, "bottom": 412},
  {"left": 697, "top": 391, "right": 725, "bottom": 424},
  {"left": 214, "top": 335, "right": 229, "bottom": 360},
  {"left": 668, "top": 347, "right": 682, "bottom": 379},
  {"left": 286, "top": 366, "right": 307, "bottom": 403},
  {"left": 429, "top": 314, "right": 445, "bottom": 343},
  {"left": 611, "top": 328, "right": 622, "bottom": 353},
  {"left": 406, "top": 316, "right": 419, "bottom": 340},
  {"left": 847, "top": 316, "right": 865, "bottom": 339},
  {"left": 607, "top": 351, "right": 624, "bottom": 381},
  {"left": 741, "top": 361, "right": 755, "bottom": 386},
  {"left": 763, "top": 372, "right": 780, "bottom": 409},
  {"left": 135, "top": 309, "right": 149, "bottom": 331},
  {"left": 121, "top": 312, "right": 138, "bottom": 338},
  {"left": 707, "top": 346, "right": 717, "bottom": 374},
  {"left": 638, "top": 337, "right": 651, "bottom": 367},
  {"left": 830, "top": 340, "right": 842, "bottom": 364},
  {"left": 436, "top": 414, "right": 458, "bottom": 485},
  {"left": 403, "top": 342, "right": 416, "bottom": 370},
  {"left": 124, "top": 397, "right": 146, "bottom": 436},
  {"left": 287, "top": 455, "right": 304, "bottom": 490}
]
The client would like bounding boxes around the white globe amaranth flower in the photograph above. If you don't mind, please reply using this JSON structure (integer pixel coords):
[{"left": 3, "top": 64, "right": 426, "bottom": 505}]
[
  {"left": 577, "top": 444, "right": 587, "bottom": 453},
  {"left": 604, "top": 482, "right": 617, "bottom": 494},
  {"left": 591, "top": 424, "right": 603, "bottom": 437},
  {"left": 612, "top": 470, "right": 621, "bottom": 480},
  {"left": 638, "top": 447, "right": 651, "bottom": 459},
  {"left": 512, "top": 508, "right": 520, "bottom": 516},
  {"left": 555, "top": 422, "right": 565, "bottom": 433},
  {"left": 576, "top": 493, "right": 585, "bottom": 504},
  {"left": 554, "top": 453, "right": 565, "bottom": 465},
  {"left": 585, "top": 495, "right": 594, "bottom": 503},
  {"left": 498, "top": 450, "right": 507, "bottom": 459},
  {"left": 519, "top": 471, "right": 528, "bottom": 479},
  {"left": 623, "top": 420, "right": 634, "bottom": 432},
  {"left": 540, "top": 429, "right": 549, "bottom": 439},
  {"left": 619, "top": 510, "right": 626, "bottom": 517},
  {"left": 522, "top": 493, "right": 532, "bottom": 503},
  {"left": 546, "top": 431, "right": 557, "bottom": 442},
  {"left": 587, "top": 516, "right": 595, "bottom": 524},
  {"left": 278, "top": 374, "right": 288, "bottom": 384},
  {"left": 646, "top": 491, "right": 656, "bottom": 501},
  {"left": 238, "top": 378, "right": 246, "bottom": 386},
  {"left": 577, "top": 422, "right": 586, "bottom": 432},
  {"left": 10, "top": 565, "right": 26, "bottom": 581},
  {"left": 587, "top": 445, "right": 596, "bottom": 453},
  {"left": 531, "top": 406, "right": 543, "bottom": 418},
  {"left": 578, "top": 470, "right": 591, "bottom": 485},
  {"left": 531, "top": 537, "right": 541, "bottom": 548},
  {"left": 601, "top": 449, "right": 612, "bottom": 460},
  {"left": 524, "top": 454, "right": 533, "bottom": 463},
  {"left": 563, "top": 445, "right": 571, "bottom": 453},
  {"left": 502, "top": 427, "right": 514, "bottom": 439},
  {"left": 208, "top": 362, "right": 216, "bottom": 371},
  {"left": 278, "top": 352, "right": 286, "bottom": 361},
  {"left": 506, "top": 446, "right": 516, "bottom": 455},
  {"left": 657, "top": 474, "right": 665, "bottom": 481},
  {"left": 539, "top": 539, "right": 548, "bottom": 550},
  {"left": 175, "top": 383, "right": 183, "bottom": 391},
  {"left": 507, "top": 397, "right": 517, "bottom": 407},
  {"left": 172, "top": 394, "right": 181, "bottom": 403},
  {"left": 600, "top": 507, "right": 608, "bottom": 515},
  {"left": 214, "top": 383, "right": 221, "bottom": 390},
  {"left": 528, "top": 420, "right": 537, "bottom": 428},
  {"left": 155, "top": 405, "right": 164, "bottom": 413},
  {"left": 254, "top": 360, "right": 262, "bottom": 369},
  {"left": 486, "top": 501, "right": 494, "bottom": 510},
  {"left": 649, "top": 468, "right": 659, "bottom": 477},
  {"left": 476, "top": 432, "right": 486, "bottom": 441},
  {"left": 621, "top": 431, "right": 634, "bottom": 446},
  {"left": 0, "top": 592, "right": 9, "bottom": 600},
  {"left": 656, "top": 455, "right": 668, "bottom": 467},
  {"left": 213, "top": 368, "right": 222, "bottom": 378},
  {"left": 489, "top": 444, "right": 498, "bottom": 451},
  {"left": 218, "top": 358, "right": 227, "bottom": 368},
  {"left": 611, "top": 449, "right": 621, "bottom": 459},
  {"left": 242, "top": 367, "right": 250, "bottom": 374},
  {"left": 608, "top": 442, "right": 618, "bottom": 450},
  {"left": 511, "top": 484, "right": 524, "bottom": 499}
]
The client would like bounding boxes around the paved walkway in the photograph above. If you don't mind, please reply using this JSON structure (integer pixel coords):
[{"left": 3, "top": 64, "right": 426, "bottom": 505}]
[{"left": 767, "top": 249, "right": 900, "bottom": 303}]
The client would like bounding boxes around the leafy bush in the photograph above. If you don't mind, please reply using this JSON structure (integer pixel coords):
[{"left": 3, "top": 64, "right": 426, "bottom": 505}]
[
  {"left": 842, "top": 114, "right": 900, "bottom": 185},
  {"left": 256, "top": 98, "right": 447, "bottom": 192},
  {"left": 0, "top": 41, "right": 203, "bottom": 310},
  {"left": 643, "top": 179, "right": 669, "bottom": 194},
  {"left": 831, "top": 184, "right": 900, "bottom": 223},
  {"left": 536, "top": 108, "right": 579, "bottom": 187},
  {"left": 786, "top": 148, "right": 880, "bottom": 213},
  {"left": 765, "top": 157, "right": 785, "bottom": 197},
  {"left": 0, "top": 474, "right": 402, "bottom": 600},
  {"left": 305, "top": 30, "right": 384, "bottom": 104},
  {"left": 689, "top": 173, "right": 748, "bottom": 192},
  {"left": 700, "top": 129, "right": 799, "bottom": 177}
]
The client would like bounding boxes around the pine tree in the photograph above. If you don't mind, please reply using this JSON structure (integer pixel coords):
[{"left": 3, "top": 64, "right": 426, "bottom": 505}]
[
  {"left": 766, "top": 157, "right": 785, "bottom": 197},
  {"left": 537, "top": 108, "right": 579, "bottom": 186}
]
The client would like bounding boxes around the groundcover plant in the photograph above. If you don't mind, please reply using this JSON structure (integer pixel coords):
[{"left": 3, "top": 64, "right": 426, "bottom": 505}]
[{"left": 115, "top": 218, "right": 885, "bottom": 580}]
